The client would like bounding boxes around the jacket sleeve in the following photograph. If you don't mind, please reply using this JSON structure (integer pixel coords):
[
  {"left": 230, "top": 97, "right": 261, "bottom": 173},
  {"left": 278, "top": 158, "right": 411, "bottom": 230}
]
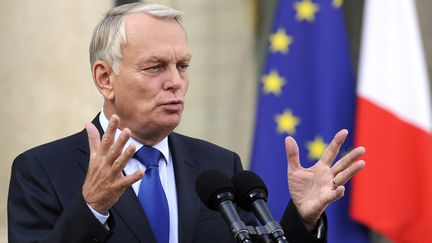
[
  {"left": 8, "top": 151, "right": 111, "bottom": 243},
  {"left": 280, "top": 201, "right": 327, "bottom": 243}
]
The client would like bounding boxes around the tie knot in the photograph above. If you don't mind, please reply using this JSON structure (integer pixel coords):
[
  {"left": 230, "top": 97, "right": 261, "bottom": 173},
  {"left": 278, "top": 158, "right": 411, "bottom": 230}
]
[{"left": 134, "top": 146, "right": 161, "bottom": 167}]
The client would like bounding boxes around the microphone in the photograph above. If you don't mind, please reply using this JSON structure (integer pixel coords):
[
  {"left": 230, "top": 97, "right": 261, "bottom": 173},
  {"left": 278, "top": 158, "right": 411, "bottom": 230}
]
[
  {"left": 195, "top": 170, "right": 252, "bottom": 243},
  {"left": 232, "top": 171, "right": 288, "bottom": 243}
]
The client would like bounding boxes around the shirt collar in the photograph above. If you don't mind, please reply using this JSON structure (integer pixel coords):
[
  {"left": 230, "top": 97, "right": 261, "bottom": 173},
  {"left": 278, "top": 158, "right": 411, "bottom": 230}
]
[{"left": 98, "top": 110, "right": 170, "bottom": 164}]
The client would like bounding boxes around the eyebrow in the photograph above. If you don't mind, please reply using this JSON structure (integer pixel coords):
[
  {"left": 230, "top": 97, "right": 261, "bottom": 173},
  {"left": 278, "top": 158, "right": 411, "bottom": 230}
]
[
  {"left": 146, "top": 53, "right": 192, "bottom": 63},
  {"left": 182, "top": 54, "right": 193, "bottom": 61}
]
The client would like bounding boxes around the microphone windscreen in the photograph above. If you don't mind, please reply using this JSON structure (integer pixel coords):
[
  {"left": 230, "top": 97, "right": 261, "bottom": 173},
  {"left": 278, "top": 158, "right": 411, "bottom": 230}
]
[
  {"left": 231, "top": 170, "right": 268, "bottom": 211},
  {"left": 195, "top": 170, "right": 234, "bottom": 210}
]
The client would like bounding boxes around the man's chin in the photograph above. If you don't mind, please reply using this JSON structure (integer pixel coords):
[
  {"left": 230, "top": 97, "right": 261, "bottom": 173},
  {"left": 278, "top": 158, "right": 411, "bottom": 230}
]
[
  {"left": 151, "top": 116, "right": 182, "bottom": 133},
  {"left": 133, "top": 119, "right": 181, "bottom": 145},
  {"left": 162, "top": 118, "right": 182, "bottom": 131}
]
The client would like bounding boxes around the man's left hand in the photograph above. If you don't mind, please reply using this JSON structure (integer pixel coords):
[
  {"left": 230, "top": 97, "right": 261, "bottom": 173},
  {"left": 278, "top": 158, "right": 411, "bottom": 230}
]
[{"left": 285, "top": 129, "right": 366, "bottom": 231}]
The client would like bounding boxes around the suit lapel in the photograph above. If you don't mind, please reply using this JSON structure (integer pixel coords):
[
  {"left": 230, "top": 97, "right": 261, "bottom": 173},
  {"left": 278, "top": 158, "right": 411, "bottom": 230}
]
[
  {"left": 76, "top": 114, "right": 156, "bottom": 243},
  {"left": 169, "top": 133, "right": 201, "bottom": 243},
  {"left": 111, "top": 188, "right": 156, "bottom": 243}
]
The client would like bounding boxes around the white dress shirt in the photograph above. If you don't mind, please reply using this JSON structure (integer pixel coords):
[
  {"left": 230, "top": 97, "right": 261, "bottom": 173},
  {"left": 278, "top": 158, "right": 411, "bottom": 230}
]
[{"left": 88, "top": 111, "right": 179, "bottom": 243}]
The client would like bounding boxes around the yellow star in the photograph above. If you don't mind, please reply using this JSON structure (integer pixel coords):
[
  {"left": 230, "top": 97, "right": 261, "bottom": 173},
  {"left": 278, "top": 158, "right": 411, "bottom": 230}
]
[
  {"left": 332, "top": 0, "right": 343, "bottom": 8},
  {"left": 293, "top": 0, "right": 319, "bottom": 22},
  {"left": 269, "top": 28, "right": 293, "bottom": 54},
  {"left": 274, "top": 110, "right": 300, "bottom": 134},
  {"left": 306, "top": 136, "right": 328, "bottom": 160},
  {"left": 261, "top": 70, "right": 286, "bottom": 95}
]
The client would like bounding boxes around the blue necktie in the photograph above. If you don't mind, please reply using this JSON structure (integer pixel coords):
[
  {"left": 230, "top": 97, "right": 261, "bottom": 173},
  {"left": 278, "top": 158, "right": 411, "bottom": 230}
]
[{"left": 135, "top": 146, "right": 169, "bottom": 243}]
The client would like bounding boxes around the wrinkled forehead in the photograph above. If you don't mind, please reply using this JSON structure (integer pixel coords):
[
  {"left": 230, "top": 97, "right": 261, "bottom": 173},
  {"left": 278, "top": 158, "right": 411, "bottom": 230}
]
[
  {"left": 124, "top": 12, "right": 186, "bottom": 40},
  {"left": 121, "top": 12, "right": 190, "bottom": 60}
]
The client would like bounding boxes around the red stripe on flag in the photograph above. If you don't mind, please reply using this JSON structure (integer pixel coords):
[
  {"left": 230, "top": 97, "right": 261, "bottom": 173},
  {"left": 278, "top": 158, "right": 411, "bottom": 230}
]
[{"left": 351, "top": 97, "right": 432, "bottom": 243}]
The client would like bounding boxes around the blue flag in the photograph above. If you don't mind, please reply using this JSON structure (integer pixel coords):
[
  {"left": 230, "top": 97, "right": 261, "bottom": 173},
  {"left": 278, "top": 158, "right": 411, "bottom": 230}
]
[{"left": 250, "top": 0, "right": 369, "bottom": 242}]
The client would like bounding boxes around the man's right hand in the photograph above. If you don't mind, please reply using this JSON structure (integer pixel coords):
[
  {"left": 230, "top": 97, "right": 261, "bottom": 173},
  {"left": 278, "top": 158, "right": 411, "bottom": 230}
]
[{"left": 82, "top": 115, "right": 144, "bottom": 213}]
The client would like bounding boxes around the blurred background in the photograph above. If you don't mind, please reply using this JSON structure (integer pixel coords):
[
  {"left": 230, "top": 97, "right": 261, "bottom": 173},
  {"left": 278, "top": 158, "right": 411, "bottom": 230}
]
[{"left": 1, "top": 0, "right": 431, "bottom": 242}]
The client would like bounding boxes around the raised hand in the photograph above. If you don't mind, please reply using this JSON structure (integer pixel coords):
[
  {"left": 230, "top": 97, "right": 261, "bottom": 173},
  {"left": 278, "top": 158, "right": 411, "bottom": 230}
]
[
  {"left": 82, "top": 115, "right": 144, "bottom": 213},
  {"left": 285, "top": 129, "right": 365, "bottom": 230}
]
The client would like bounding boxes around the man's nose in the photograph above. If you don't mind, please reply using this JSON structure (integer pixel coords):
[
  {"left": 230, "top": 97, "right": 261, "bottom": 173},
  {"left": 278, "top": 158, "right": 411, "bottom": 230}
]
[{"left": 163, "top": 65, "right": 183, "bottom": 91}]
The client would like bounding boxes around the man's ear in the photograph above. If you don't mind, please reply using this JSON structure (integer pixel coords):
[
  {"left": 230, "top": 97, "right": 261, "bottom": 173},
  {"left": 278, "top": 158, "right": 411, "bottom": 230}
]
[{"left": 92, "top": 60, "right": 115, "bottom": 100}]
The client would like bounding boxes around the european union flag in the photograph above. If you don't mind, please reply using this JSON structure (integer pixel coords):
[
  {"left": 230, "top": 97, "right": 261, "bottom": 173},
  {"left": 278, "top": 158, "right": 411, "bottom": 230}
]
[{"left": 250, "top": 0, "right": 369, "bottom": 242}]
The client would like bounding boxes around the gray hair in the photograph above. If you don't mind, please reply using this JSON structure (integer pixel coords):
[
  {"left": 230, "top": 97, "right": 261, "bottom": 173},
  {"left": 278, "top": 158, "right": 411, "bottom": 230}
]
[{"left": 89, "top": 3, "right": 184, "bottom": 74}]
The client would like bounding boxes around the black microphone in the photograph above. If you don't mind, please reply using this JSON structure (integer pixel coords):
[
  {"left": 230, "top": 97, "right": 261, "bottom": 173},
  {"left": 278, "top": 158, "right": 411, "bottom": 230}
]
[
  {"left": 195, "top": 170, "right": 252, "bottom": 243},
  {"left": 232, "top": 171, "right": 288, "bottom": 243}
]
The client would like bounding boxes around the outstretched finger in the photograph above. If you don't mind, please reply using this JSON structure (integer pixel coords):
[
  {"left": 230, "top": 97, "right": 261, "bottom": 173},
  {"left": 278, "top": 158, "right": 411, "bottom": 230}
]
[
  {"left": 331, "top": 146, "right": 365, "bottom": 175},
  {"left": 85, "top": 122, "right": 101, "bottom": 157},
  {"left": 112, "top": 143, "right": 136, "bottom": 174},
  {"left": 119, "top": 169, "right": 145, "bottom": 189},
  {"left": 320, "top": 129, "right": 348, "bottom": 166},
  {"left": 324, "top": 185, "right": 346, "bottom": 204},
  {"left": 105, "top": 128, "right": 132, "bottom": 164},
  {"left": 99, "top": 115, "right": 120, "bottom": 154},
  {"left": 285, "top": 136, "right": 301, "bottom": 171},
  {"left": 333, "top": 160, "right": 366, "bottom": 186}
]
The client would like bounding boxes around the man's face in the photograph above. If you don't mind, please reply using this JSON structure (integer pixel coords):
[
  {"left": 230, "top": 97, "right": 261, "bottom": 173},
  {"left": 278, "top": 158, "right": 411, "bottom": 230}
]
[{"left": 108, "top": 13, "right": 191, "bottom": 143}]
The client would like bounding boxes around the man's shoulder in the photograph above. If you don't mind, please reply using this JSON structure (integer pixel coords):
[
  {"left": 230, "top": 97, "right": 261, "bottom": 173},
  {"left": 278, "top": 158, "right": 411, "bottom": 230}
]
[
  {"left": 169, "top": 132, "right": 244, "bottom": 175},
  {"left": 13, "top": 129, "right": 87, "bottom": 168},
  {"left": 169, "top": 132, "right": 236, "bottom": 155},
  {"left": 168, "top": 132, "right": 242, "bottom": 167},
  {"left": 25, "top": 129, "right": 86, "bottom": 154}
]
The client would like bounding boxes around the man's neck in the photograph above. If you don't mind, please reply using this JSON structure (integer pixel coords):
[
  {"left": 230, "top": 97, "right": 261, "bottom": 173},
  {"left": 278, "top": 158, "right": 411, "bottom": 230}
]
[{"left": 100, "top": 108, "right": 170, "bottom": 146}]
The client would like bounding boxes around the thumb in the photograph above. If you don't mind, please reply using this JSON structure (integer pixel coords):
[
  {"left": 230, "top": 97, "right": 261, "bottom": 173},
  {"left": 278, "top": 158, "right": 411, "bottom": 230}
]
[
  {"left": 85, "top": 122, "right": 101, "bottom": 156},
  {"left": 285, "top": 136, "right": 301, "bottom": 171}
]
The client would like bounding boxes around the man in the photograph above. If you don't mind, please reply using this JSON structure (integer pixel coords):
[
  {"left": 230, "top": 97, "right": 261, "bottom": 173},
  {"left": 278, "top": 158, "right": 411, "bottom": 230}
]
[{"left": 8, "top": 3, "right": 365, "bottom": 243}]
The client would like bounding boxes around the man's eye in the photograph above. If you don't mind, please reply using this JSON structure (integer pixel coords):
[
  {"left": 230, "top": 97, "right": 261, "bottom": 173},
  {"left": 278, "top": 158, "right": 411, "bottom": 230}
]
[
  {"left": 144, "top": 64, "right": 163, "bottom": 72},
  {"left": 177, "top": 63, "right": 189, "bottom": 71}
]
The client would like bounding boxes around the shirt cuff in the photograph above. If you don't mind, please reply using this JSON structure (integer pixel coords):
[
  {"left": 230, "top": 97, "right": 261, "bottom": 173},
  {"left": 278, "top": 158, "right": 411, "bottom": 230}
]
[
  {"left": 87, "top": 203, "right": 110, "bottom": 226},
  {"left": 315, "top": 217, "right": 325, "bottom": 239}
]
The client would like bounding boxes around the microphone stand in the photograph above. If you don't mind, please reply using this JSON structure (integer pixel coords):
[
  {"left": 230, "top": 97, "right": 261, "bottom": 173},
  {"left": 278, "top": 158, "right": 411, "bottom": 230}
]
[{"left": 246, "top": 225, "right": 288, "bottom": 243}]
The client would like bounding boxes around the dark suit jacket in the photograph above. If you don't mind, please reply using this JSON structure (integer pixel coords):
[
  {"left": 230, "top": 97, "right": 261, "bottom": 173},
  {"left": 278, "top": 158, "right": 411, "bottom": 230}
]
[{"left": 8, "top": 116, "right": 326, "bottom": 243}]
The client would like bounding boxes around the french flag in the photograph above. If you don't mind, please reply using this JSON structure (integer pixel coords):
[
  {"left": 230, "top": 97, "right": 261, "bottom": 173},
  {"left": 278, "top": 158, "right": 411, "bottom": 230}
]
[{"left": 351, "top": 0, "right": 432, "bottom": 242}]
